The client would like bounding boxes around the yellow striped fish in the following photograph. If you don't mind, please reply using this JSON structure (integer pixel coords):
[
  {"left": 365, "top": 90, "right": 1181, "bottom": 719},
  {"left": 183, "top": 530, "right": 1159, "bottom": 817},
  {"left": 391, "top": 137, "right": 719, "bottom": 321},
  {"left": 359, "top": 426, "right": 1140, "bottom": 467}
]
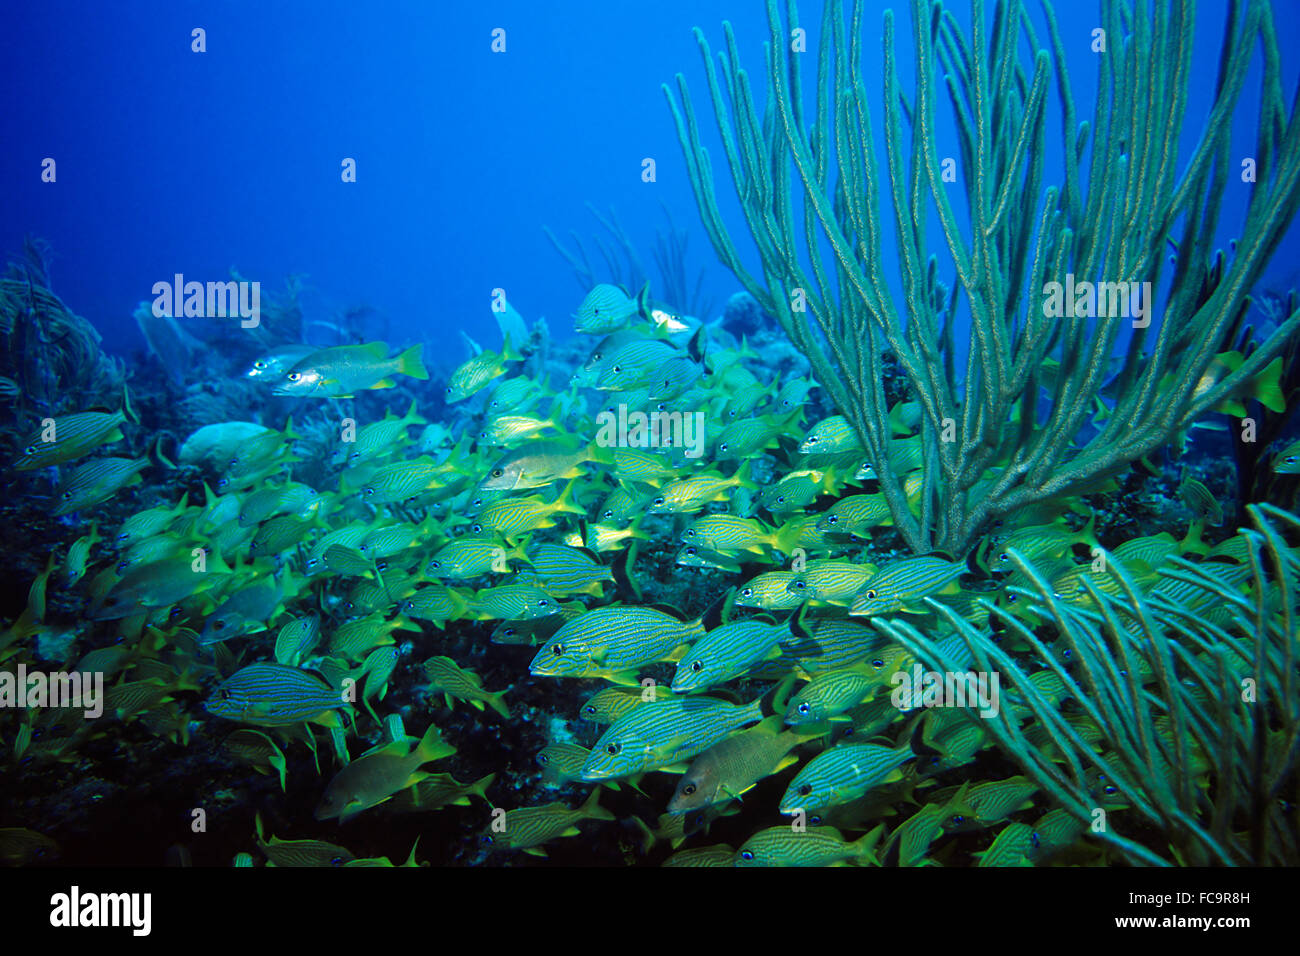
[
  {"left": 581, "top": 695, "right": 764, "bottom": 779},
  {"left": 779, "top": 743, "right": 913, "bottom": 813},
  {"left": 734, "top": 826, "right": 880, "bottom": 867},
  {"left": 205, "top": 663, "right": 350, "bottom": 727},
  {"left": 15, "top": 403, "right": 132, "bottom": 470},
  {"left": 848, "top": 556, "right": 966, "bottom": 617},
  {"left": 51, "top": 456, "right": 149, "bottom": 516},
  {"left": 529, "top": 605, "right": 702, "bottom": 683},
  {"left": 480, "top": 789, "right": 614, "bottom": 855}
]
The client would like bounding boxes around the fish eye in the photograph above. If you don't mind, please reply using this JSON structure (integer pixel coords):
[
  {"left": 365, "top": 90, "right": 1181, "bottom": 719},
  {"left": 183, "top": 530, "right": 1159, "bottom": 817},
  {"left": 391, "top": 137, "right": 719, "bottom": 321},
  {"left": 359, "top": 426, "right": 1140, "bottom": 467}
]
[
  {"left": 472, "top": 524, "right": 484, "bottom": 534},
  {"left": 552, "top": 644, "right": 565, "bottom": 655},
  {"left": 61, "top": 491, "right": 73, "bottom": 499},
  {"left": 740, "top": 851, "right": 754, "bottom": 861},
  {"left": 741, "top": 587, "right": 753, "bottom": 597},
  {"left": 1288, "top": 457, "right": 1298, "bottom": 464},
  {"left": 287, "top": 372, "right": 300, "bottom": 382},
  {"left": 23, "top": 444, "right": 37, "bottom": 455},
  {"left": 952, "top": 815, "right": 966, "bottom": 825},
  {"left": 606, "top": 742, "right": 620, "bottom": 755},
  {"left": 865, "top": 590, "right": 877, "bottom": 600},
  {"left": 719, "top": 443, "right": 729, "bottom": 452},
  {"left": 612, "top": 365, "right": 621, "bottom": 373},
  {"left": 653, "top": 497, "right": 665, "bottom": 506},
  {"left": 584, "top": 705, "right": 597, "bottom": 715},
  {"left": 492, "top": 468, "right": 503, "bottom": 477},
  {"left": 682, "top": 784, "right": 696, "bottom": 795},
  {"left": 797, "top": 703, "right": 810, "bottom": 714},
  {"left": 776, "top": 496, "right": 786, "bottom": 504},
  {"left": 537, "top": 599, "right": 549, "bottom": 607},
  {"left": 871, "top": 658, "right": 884, "bottom": 668},
  {"left": 212, "top": 620, "right": 225, "bottom": 630},
  {"left": 797, "top": 784, "right": 812, "bottom": 796},
  {"left": 825, "top": 515, "right": 838, "bottom": 525},
  {"left": 254, "top": 360, "right": 267, "bottom": 369},
  {"left": 691, "top": 661, "right": 703, "bottom": 672},
  {"left": 330, "top": 857, "right": 344, "bottom": 866},
  {"left": 603, "top": 509, "right": 614, "bottom": 519},
  {"left": 429, "top": 560, "right": 441, "bottom": 569},
  {"left": 220, "top": 689, "right": 231, "bottom": 700},
  {"left": 538, "top": 754, "right": 548, "bottom": 765},
  {"left": 503, "top": 628, "right": 515, "bottom": 636}
]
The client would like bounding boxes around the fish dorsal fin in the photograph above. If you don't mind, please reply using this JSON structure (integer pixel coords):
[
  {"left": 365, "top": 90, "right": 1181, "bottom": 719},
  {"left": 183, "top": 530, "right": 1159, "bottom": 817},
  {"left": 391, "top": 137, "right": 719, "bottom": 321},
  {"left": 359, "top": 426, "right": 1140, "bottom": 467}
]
[{"left": 648, "top": 602, "right": 688, "bottom": 622}]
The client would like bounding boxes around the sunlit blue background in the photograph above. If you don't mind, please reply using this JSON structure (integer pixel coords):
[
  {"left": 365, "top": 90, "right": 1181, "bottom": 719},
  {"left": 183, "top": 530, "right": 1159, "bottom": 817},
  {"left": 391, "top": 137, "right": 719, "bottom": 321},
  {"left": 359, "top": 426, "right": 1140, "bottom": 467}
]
[{"left": 5, "top": 0, "right": 1296, "bottom": 377}]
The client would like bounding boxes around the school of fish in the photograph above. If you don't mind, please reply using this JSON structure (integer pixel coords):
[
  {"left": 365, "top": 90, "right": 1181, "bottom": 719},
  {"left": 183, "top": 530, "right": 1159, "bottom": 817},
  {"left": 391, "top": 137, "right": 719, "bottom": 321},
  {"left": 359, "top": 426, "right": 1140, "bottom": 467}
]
[{"left": 2, "top": 281, "right": 1293, "bottom": 867}]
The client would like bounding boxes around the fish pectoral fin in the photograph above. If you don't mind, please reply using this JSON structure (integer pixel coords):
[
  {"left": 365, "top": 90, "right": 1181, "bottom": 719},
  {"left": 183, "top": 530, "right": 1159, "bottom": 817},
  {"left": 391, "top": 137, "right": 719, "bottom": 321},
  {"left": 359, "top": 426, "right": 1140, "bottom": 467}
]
[
  {"left": 522, "top": 847, "right": 548, "bottom": 857},
  {"left": 370, "top": 378, "right": 396, "bottom": 390}
]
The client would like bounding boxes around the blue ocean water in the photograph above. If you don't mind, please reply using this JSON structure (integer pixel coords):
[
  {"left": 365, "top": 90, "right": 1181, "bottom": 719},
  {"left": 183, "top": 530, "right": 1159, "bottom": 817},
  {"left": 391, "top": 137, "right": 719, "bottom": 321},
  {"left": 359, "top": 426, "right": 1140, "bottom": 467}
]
[{"left": 6, "top": 0, "right": 1295, "bottom": 365}]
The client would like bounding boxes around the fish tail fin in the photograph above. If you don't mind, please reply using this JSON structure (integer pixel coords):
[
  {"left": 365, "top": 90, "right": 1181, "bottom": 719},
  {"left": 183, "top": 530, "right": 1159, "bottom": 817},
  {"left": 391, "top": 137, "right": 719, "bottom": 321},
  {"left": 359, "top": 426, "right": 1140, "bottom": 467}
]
[
  {"left": 852, "top": 823, "right": 886, "bottom": 864},
  {"left": 403, "top": 397, "right": 427, "bottom": 425},
  {"left": 763, "top": 670, "right": 799, "bottom": 718},
  {"left": 486, "top": 689, "right": 511, "bottom": 719},
  {"left": 1181, "top": 518, "right": 1210, "bottom": 556},
  {"left": 629, "top": 814, "right": 656, "bottom": 855},
  {"left": 581, "top": 787, "right": 615, "bottom": 822},
  {"left": 611, "top": 539, "right": 642, "bottom": 602},
  {"left": 413, "top": 724, "right": 453, "bottom": 764},
  {"left": 402, "top": 837, "right": 421, "bottom": 867},
  {"left": 121, "top": 382, "right": 139, "bottom": 424},
  {"left": 152, "top": 436, "right": 175, "bottom": 470},
  {"left": 280, "top": 415, "right": 301, "bottom": 443},
  {"left": 1076, "top": 509, "right": 1100, "bottom": 553},
  {"left": 470, "top": 773, "right": 497, "bottom": 804},
  {"left": 500, "top": 333, "right": 523, "bottom": 363},
  {"left": 446, "top": 587, "right": 472, "bottom": 621},
  {"left": 554, "top": 477, "right": 585, "bottom": 515},
  {"left": 508, "top": 535, "right": 534, "bottom": 568},
  {"left": 733, "top": 458, "right": 758, "bottom": 492},
  {"left": 398, "top": 344, "right": 429, "bottom": 380},
  {"left": 1254, "top": 356, "right": 1286, "bottom": 413},
  {"left": 635, "top": 281, "right": 652, "bottom": 321}
]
